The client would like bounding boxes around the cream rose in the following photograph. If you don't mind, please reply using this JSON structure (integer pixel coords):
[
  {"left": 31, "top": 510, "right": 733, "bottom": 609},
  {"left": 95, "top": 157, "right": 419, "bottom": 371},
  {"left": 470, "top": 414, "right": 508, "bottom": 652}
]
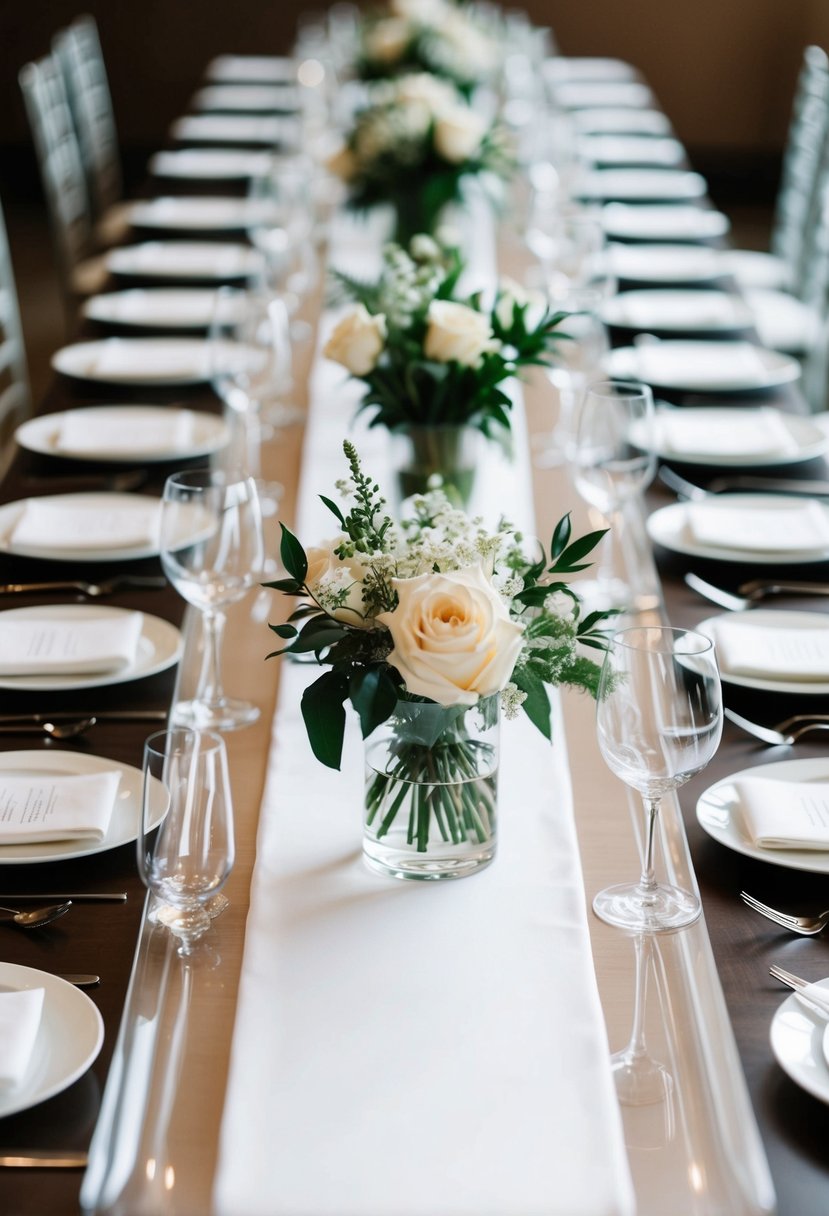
[
  {"left": 324, "top": 305, "right": 387, "bottom": 376},
  {"left": 494, "top": 277, "right": 547, "bottom": 330},
  {"left": 325, "top": 142, "right": 357, "bottom": 181},
  {"left": 394, "top": 72, "right": 457, "bottom": 114},
  {"left": 378, "top": 566, "right": 524, "bottom": 706},
  {"left": 423, "top": 300, "right": 496, "bottom": 367},
  {"left": 305, "top": 537, "right": 374, "bottom": 629},
  {"left": 433, "top": 105, "right": 487, "bottom": 163},
  {"left": 365, "top": 17, "right": 410, "bottom": 64}
]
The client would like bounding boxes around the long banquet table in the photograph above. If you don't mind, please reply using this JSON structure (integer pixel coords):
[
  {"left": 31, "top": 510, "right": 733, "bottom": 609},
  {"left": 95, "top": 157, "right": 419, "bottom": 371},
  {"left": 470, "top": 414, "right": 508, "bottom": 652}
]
[{"left": 2, "top": 45, "right": 829, "bottom": 1216}]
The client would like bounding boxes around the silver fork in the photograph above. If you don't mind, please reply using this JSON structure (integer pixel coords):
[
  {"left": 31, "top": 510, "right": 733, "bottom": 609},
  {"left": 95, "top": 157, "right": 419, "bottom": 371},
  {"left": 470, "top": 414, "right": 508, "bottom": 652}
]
[
  {"left": 659, "top": 465, "right": 829, "bottom": 501},
  {"left": 685, "top": 571, "right": 829, "bottom": 611},
  {"left": 725, "top": 707, "right": 829, "bottom": 745},
  {"left": 0, "top": 575, "right": 167, "bottom": 597},
  {"left": 770, "top": 966, "right": 829, "bottom": 1019},
  {"left": 743, "top": 891, "right": 829, "bottom": 935}
]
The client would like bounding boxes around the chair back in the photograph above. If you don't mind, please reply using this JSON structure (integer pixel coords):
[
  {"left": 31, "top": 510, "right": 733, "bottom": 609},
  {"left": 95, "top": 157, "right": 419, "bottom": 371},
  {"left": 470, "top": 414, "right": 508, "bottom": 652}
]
[
  {"left": 0, "top": 199, "right": 31, "bottom": 477},
  {"left": 53, "top": 15, "right": 122, "bottom": 217}
]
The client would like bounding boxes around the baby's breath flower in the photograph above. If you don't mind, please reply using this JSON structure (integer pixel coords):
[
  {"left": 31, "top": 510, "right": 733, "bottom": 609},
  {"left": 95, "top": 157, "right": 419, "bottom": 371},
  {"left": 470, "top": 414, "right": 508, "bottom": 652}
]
[{"left": 500, "top": 683, "right": 527, "bottom": 720}]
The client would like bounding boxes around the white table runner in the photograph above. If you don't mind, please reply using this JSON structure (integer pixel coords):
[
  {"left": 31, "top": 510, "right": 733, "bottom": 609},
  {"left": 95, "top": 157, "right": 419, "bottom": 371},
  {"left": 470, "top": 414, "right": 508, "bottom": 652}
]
[{"left": 214, "top": 209, "right": 634, "bottom": 1216}]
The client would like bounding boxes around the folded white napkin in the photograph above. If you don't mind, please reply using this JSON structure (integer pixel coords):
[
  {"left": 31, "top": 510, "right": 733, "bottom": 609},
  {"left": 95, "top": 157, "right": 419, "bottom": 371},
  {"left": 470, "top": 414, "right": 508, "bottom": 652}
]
[
  {"left": 616, "top": 293, "right": 739, "bottom": 329},
  {"left": 611, "top": 246, "right": 721, "bottom": 281},
  {"left": 150, "top": 150, "right": 271, "bottom": 178},
  {"left": 89, "top": 342, "right": 206, "bottom": 382},
  {"left": 735, "top": 777, "right": 829, "bottom": 849},
  {"left": 10, "top": 498, "right": 161, "bottom": 551},
  {"left": 687, "top": 499, "right": 829, "bottom": 553},
  {"left": 193, "top": 85, "right": 300, "bottom": 111},
  {"left": 659, "top": 408, "right": 796, "bottom": 459},
  {"left": 0, "top": 988, "right": 45, "bottom": 1089},
  {"left": 56, "top": 409, "right": 195, "bottom": 456},
  {"left": 603, "top": 204, "right": 726, "bottom": 239},
  {"left": 637, "top": 341, "right": 769, "bottom": 388},
  {"left": 0, "top": 771, "right": 121, "bottom": 844},
  {"left": 171, "top": 115, "right": 288, "bottom": 143},
  {"left": 713, "top": 618, "right": 829, "bottom": 680},
  {"left": 0, "top": 613, "right": 143, "bottom": 675},
  {"left": 114, "top": 243, "right": 252, "bottom": 278}
]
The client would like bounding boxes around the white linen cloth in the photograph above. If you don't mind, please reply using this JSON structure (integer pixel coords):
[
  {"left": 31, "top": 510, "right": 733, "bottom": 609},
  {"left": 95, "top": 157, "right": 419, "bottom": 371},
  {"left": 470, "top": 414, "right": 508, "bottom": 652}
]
[
  {"left": 214, "top": 205, "right": 634, "bottom": 1216},
  {"left": 0, "top": 771, "right": 120, "bottom": 844},
  {"left": 712, "top": 618, "right": 829, "bottom": 681},
  {"left": 658, "top": 408, "right": 797, "bottom": 460},
  {"left": 687, "top": 499, "right": 829, "bottom": 553},
  {"left": 0, "top": 988, "right": 45, "bottom": 1088},
  {"left": 0, "top": 613, "right": 143, "bottom": 675},
  {"left": 10, "top": 497, "right": 160, "bottom": 551},
  {"left": 735, "top": 777, "right": 829, "bottom": 850},
  {"left": 56, "top": 409, "right": 195, "bottom": 456}
]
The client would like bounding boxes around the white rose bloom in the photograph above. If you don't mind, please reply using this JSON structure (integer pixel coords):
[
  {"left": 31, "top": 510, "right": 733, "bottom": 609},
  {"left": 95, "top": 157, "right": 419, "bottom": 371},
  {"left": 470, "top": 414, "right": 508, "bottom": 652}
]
[
  {"left": 395, "top": 73, "right": 457, "bottom": 115},
  {"left": 365, "top": 17, "right": 411, "bottom": 64},
  {"left": 305, "top": 537, "right": 374, "bottom": 629},
  {"left": 423, "top": 299, "right": 496, "bottom": 367},
  {"left": 433, "top": 105, "right": 487, "bottom": 163},
  {"left": 323, "top": 305, "right": 387, "bottom": 376},
  {"left": 379, "top": 565, "right": 524, "bottom": 706},
  {"left": 494, "top": 277, "right": 547, "bottom": 329},
  {"left": 391, "top": 0, "right": 447, "bottom": 21}
]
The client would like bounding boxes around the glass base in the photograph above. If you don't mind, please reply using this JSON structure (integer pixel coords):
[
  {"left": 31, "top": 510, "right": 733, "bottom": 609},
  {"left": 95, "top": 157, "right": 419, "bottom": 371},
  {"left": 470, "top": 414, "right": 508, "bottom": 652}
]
[
  {"left": 611, "top": 1051, "right": 674, "bottom": 1106},
  {"left": 593, "top": 881, "right": 701, "bottom": 933},
  {"left": 172, "top": 697, "right": 260, "bottom": 733},
  {"left": 363, "top": 840, "right": 495, "bottom": 882}
]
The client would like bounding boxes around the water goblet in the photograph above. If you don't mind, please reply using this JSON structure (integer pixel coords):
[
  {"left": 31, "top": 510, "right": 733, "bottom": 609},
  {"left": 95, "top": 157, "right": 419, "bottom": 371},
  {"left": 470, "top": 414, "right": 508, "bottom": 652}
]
[
  {"left": 571, "top": 378, "right": 657, "bottom": 612},
  {"left": 138, "top": 728, "right": 234, "bottom": 956},
  {"left": 593, "top": 626, "right": 723, "bottom": 933},
  {"left": 161, "top": 468, "right": 264, "bottom": 731}
]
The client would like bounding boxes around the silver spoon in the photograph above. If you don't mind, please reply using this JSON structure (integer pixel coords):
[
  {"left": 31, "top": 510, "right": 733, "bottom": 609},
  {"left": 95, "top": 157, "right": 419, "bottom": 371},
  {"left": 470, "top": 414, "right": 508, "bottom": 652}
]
[
  {"left": 0, "top": 902, "right": 72, "bottom": 928},
  {"left": 0, "top": 718, "right": 96, "bottom": 739}
]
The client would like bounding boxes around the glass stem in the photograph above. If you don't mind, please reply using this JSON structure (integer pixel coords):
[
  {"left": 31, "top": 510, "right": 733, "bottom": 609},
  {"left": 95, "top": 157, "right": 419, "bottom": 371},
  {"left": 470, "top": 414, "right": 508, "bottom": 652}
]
[
  {"left": 639, "top": 796, "right": 661, "bottom": 899},
  {"left": 243, "top": 403, "right": 262, "bottom": 480},
  {"left": 195, "top": 610, "right": 227, "bottom": 708},
  {"left": 626, "top": 933, "right": 653, "bottom": 1063}
]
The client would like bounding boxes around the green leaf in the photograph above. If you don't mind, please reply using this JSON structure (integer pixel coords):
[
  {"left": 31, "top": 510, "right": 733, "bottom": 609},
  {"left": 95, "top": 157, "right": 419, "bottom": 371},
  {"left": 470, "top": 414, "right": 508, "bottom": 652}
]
[
  {"left": 262, "top": 577, "right": 302, "bottom": 593},
  {"left": 349, "top": 667, "right": 399, "bottom": 739},
  {"left": 301, "top": 671, "right": 350, "bottom": 769},
  {"left": 279, "top": 524, "right": 308, "bottom": 583},
  {"left": 552, "top": 529, "right": 608, "bottom": 570},
  {"left": 550, "top": 514, "right": 571, "bottom": 559},
  {"left": 513, "top": 669, "right": 552, "bottom": 739},
  {"left": 269, "top": 623, "right": 298, "bottom": 638},
  {"left": 319, "top": 495, "right": 346, "bottom": 527}
]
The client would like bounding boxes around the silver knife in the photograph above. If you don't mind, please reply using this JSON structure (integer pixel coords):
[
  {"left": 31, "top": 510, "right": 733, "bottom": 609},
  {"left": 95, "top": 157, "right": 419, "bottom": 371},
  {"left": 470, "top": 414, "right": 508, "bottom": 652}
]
[
  {"left": 0, "top": 1150, "right": 88, "bottom": 1168},
  {"left": 0, "top": 711, "right": 167, "bottom": 725}
]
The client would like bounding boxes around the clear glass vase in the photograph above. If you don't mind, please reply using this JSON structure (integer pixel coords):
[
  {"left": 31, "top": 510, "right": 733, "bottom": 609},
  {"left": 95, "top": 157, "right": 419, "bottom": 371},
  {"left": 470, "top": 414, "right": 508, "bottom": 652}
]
[
  {"left": 390, "top": 424, "right": 481, "bottom": 510},
  {"left": 363, "top": 695, "right": 500, "bottom": 881}
]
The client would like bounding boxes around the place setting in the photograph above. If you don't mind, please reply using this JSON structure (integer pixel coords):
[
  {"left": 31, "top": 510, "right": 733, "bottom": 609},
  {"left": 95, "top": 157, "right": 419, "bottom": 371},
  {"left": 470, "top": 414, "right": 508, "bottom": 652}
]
[
  {"left": 599, "top": 202, "right": 730, "bottom": 242},
  {"left": 605, "top": 244, "right": 729, "bottom": 286},
  {"left": 127, "top": 196, "right": 282, "bottom": 234},
  {"left": 190, "top": 83, "right": 301, "bottom": 113},
  {"left": 53, "top": 337, "right": 220, "bottom": 385},
  {"left": 647, "top": 492, "right": 829, "bottom": 565},
  {"left": 149, "top": 148, "right": 274, "bottom": 181},
  {"left": 574, "top": 167, "right": 708, "bottom": 203},
  {"left": 83, "top": 287, "right": 248, "bottom": 332},
  {"left": 634, "top": 404, "right": 829, "bottom": 467},
  {"left": 105, "top": 241, "right": 263, "bottom": 283},
  {"left": 577, "top": 134, "right": 686, "bottom": 168},
  {"left": 571, "top": 106, "right": 673, "bottom": 136},
  {"left": 169, "top": 113, "right": 297, "bottom": 146},
  {"left": 602, "top": 289, "right": 754, "bottom": 335},
  {"left": 16, "top": 404, "right": 230, "bottom": 463},
  {"left": 605, "top": 339, "right": 801, "bottom": 394}
]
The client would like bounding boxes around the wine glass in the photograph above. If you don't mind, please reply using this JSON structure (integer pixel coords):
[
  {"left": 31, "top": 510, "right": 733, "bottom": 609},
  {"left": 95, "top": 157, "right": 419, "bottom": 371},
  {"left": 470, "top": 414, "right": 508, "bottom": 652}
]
[
  {"left": 612, "top": 935, "right": 675, "bottom": 1111},
  {"left": 138, "top": 728, "right": 234, "bottom": 956},
  {"left": 593, "top": 626, "right": 723, "bottom": 933},
  {"left": 571, "top": 379, "right": 657, "bottom": 613},
  {"left": 161, "top": 468, "right": 264, "bottom": 731}
]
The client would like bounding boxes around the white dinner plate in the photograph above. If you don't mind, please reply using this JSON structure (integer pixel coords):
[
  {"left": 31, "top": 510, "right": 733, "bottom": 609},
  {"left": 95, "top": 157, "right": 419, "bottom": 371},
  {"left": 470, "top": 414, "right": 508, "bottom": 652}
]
[
  {"left": 0, "top": 492, "right": 162, "bottom": 563},
  {"left": 170, "top": 114, "right": 295, "bottom": 145},
  {"left": 771, "top": 979, "right": 829, "bottom": 1106},
  {"left": 647, "top": 494, "right": 829, "bottom": 565},
  {"left": 205, "top": 55, "right": 297, "bottom": 84},
  {"left": 697, "top": 757, "right": 829, "bottom": 875},
  {"left": 191, "top": 84, "right": 300, "bottom": 112},
  {"left": 0, "top": 964, "right": 103, "bottom": 1117},
  {"left": 606, "top": 341, "right": 801, "bottom": 392},
  {"left": 696, "top": 610, "right": 829, "bottom": 694},
  {"left": 545, "top": 57, "right": 639, "bottom": 83},
  {"left": 53, "top": 338, "right": 212, "bottom": 385},
  {"left": 83, "top": 288, "right": 234, "bottom": 330},
  {"left": 572, "top": 108, "right": 672, "bottom": 136},
  {"left": 636, "top": 405, "right": 828, "bottom": 466},
  {"left": 16, "top": 405, "right": 229, "bottom": 463},
  {"left": 576, "top": 169, "right": 707, "bottom": 202},
  {"left": 601, "top": 203, "right": 730, "bottom": 242},
  {"left": 579, "top": 135, "right": 685, "bottom": 167},
  {"left": 608, "top": 245, "right": 727, "bottom": 284},
  {"left": 150, "top": 149, "right": 273, "bottom": 180},
  {"left": 128, "top": 197, "right": 279, "bottom": 233},
  {"left": 106, "top": 241, "right": 261, "bottom": 282},
  {"left": 0, "top": 750, "right": 167, "bottom": 865},
  {"left": 602, "top": 289, "right": 752, "bottom": 332},
  {"left": 553, "top": 81, "right": 655, "bottom": 109},
  {"left": 0, "top": 604, "right": 182, "bottom": 692}
]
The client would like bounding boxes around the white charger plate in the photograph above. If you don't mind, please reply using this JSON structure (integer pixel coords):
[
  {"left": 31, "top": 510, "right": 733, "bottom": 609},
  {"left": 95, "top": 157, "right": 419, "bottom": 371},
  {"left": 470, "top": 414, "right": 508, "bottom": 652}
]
[
  {"left": 647, "top": 494, "right": 829, "bottom": 565},
  {"left": 170, "top": 114, "right": 293, "bottom": 144},
  {"left": 53, "top": 338, "right": 211, "bottom": 385},
  {"left": 128, "top": 197, "right": 277, "bottom": 233},
  {"left": 0, "top": 964, "right": 104, "bottom": 1117},
  {"left": 697, "top": 757, "right": 829, "bottom": 875},
  {"left": 771, "top": 980, "right": 829, "bottom": 1106},
  {"left": 577, "top": 169, "right": 707, "bottom": 202},
  {"left": 16, "top": 405, "right": 229, "bottom": 463},
  {"left": 0, "top": 604, "right": 182, "bottom": 691},
  {"left": 553, "top": 81, "right": 655, "bottom": 109},
  {"left": 602, "top": 289, "right": 752, "bottom": 332},
  {"left": 82, "top": 288, "right": 248, "bottom": 331},
  {"left": 0, "top": 492, "right": 162, "bottom": 562},
  {"left": 573, "top": 108, "right": 672, "bottom": 135},
  {"left": 191, "top": 84, "right": 300, "bottom": 112},
  {"left": 608, "top": 246, "right": 727, "bottom": 284},
  {"left": 150, "top": 149, "right": 273, "bottom": 180},
  {"left": 579, "top": 135, "right": 685, "bottom": 167},
  {"left": 606, "top": 341, "right": 801, "bottom": 392},
  {"left": 0, "top": 749, "right": 167, "bottom": 865},
  {"left": 205, "top": 55, "right": 297, "bottom": 84},
  {"left": 632, "top": 405, "right": 827, "bottom": 466},
  {"left": 696, "top": 609, "right": 829, "bottom": 694},
  {"left": 601, "top": 203, "right": 730, "bottom": 242},
  {"left": 106, "top": 241, "right": 261, "bottom": 282}
]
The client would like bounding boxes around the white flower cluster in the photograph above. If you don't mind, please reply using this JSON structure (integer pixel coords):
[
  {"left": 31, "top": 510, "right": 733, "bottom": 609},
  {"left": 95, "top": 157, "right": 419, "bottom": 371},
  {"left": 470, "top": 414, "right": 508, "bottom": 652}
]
[{"left": 362, "top": 0, "right": 500, "bottom": 88}]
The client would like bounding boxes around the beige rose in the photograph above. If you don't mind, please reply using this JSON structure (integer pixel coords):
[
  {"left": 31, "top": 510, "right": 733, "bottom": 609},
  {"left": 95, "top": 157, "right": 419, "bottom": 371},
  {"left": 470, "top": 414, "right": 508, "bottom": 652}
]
[
  {"left": 365, "top": 17, "right": 410, "bottom": 64},
  {"left": 494, "top": 277, "right": 547, "bottom": 330},
  {"left": 423, "top": 300, "right": 496, "bottom": 367},
  {"left": 394, "top": 73, "right": 457, "bottom": 115},
  {"left": 323, "top": 305, "right": 387, "bottom": 376},
  {"left": 305, "top": 537, "right": 374, "bottom": 629},
  {"left": 433, "top": 105, "right": 487, "bottom": 163},
  {"left": 325, "top": 142, "right": 357, "bottom": 181},
  {"left": 378, "top": 566, "right": 524, "bottom": 707}
]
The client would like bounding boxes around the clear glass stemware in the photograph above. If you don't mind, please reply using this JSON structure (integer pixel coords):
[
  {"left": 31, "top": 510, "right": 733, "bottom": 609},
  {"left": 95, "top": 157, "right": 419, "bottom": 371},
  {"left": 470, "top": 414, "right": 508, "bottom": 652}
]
[{"left": 593, "top": 626, "right": 723, "bottom": 933}]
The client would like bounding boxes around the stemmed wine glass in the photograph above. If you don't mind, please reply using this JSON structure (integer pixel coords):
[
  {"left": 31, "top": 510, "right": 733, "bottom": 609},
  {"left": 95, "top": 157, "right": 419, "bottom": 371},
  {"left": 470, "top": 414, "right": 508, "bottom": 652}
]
[
  {"left": 161, "top": 469, "right": 264, "bottom": 731},
  {"left": 593, "top": 626, "right": 723, "bottom": 933},
  {"left": 571, "top": 379, "right": 657, "bottom": 613},
  {"left": 138, "top": 728, "right": 234, "bottom": 956}
]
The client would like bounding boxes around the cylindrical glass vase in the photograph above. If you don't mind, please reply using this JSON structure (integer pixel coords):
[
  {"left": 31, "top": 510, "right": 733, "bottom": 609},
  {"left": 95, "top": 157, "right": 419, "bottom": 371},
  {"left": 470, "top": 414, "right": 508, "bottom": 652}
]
[
  {"left": 390, "top": 424, "right": 481, "bottom": 509},
  {"left": 363, "top": 695, "right": 500, "bottom": 881}
]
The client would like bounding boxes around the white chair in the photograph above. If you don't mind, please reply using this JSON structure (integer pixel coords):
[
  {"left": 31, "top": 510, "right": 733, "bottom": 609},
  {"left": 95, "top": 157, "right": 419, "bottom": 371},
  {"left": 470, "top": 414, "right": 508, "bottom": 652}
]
[
  {"left": 19, "top": 52, "right": 108, "bottom": 324},
  {"left": 0, "top": 198, "right": 31, "bottom": 478}
]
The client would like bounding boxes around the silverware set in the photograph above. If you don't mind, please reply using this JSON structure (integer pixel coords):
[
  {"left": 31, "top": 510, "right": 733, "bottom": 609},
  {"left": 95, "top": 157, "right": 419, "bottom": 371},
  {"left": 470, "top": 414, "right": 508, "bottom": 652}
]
[
  {"left": 685, "top": 570, "right": 829, "bottom": 611},
  {"left": 725, "top": 707, "right": 829, "bottom": 746},
  {"left": 659, "top": 464, "right": 829, "bottom": 501},
  {"left": 0, "top": 575, "right": 167, "bottom": 598},
  {"left": 743, "top": 892, "right": 829, "bottom": 936}
]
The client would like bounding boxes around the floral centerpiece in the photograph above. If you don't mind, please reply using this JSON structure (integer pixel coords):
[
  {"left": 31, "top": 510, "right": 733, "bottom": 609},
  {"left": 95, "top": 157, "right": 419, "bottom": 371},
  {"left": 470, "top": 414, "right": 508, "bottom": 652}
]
[
  {"left": 323, "top": 236, "right": 570, "bottom": 503},
  {"left": 356, "top": 0, "right": 500, "bottom": 97},
  {"left": 326, "top": 72, "right": 511, "bottom": 243},
  {"left": 266, "top": 441, "right": 610, "bottom": 879}
]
